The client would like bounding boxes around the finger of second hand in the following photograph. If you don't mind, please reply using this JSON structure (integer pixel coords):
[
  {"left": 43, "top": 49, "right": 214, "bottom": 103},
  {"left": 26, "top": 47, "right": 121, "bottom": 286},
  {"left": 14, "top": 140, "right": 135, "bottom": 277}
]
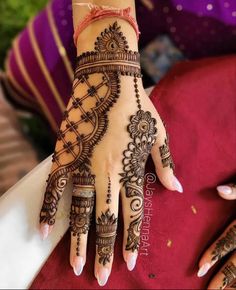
[
  {"left": 207, "top": 253, "right": 236, "bottom": 290},
  {"left": 198, "top": 220, "right": 236, "bottom": 278},
  {"left": 94, "top": 174, "right": 119, "bottom": 287}
]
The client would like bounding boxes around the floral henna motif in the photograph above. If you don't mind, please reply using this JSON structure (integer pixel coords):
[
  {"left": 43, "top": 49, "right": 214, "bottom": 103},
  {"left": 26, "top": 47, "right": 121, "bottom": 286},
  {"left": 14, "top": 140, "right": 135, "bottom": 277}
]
[
  {"left": 159, "top": 136, "right": 174, "bottom": 169},
  {"left": 96, "top": 209, "right": 118, "bottom": 266},
  {"left": 220, "top": 261, "right": 236, "bottom": 289},
  {"left": 40, "top": 21, "right": 141, "bottom": 225},
  {"left": 211, "top": 224, "right": 236, "bottom": 262},
  {"left": 70, "top": 173, "right": 95, "bottom": 256},
  {"left": 120, "top": 79, "right": 158, "bottom": 252}
]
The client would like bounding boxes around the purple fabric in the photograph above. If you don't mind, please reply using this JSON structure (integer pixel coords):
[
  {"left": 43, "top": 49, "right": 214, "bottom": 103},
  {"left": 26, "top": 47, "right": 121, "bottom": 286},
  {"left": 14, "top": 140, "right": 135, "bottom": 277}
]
[
  {"left": 51, "top": 0, "right": 76, "bottom": 68},
  {"left": 136, "top": 0, "right": 236, "bottom": 58},
  {"left": 33, "top": 11, "right": 72, "bottom": 105},
  {"left": 19, "top": 26, "right": 62, "bottom": 124}
]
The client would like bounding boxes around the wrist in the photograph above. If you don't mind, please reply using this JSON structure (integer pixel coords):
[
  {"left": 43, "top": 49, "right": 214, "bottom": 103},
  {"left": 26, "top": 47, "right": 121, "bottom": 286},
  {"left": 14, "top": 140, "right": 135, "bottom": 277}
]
[{"left": 76, "top": 19, "right": 139, "bottom": 56}]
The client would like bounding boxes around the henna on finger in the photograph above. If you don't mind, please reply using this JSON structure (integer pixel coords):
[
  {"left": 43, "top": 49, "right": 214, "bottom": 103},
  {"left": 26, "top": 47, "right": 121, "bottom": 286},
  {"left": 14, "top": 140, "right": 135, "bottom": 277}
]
[
  {"left": 159, "top": 136, "right": 175, "bottom": 170},
  {"left": 70, "top": 172, "right": 95, "bottom": 256},
  {"left": 211, "top": 224, "right": 236, "bottom": 263},
  {"left": 220, "top": 261, "right": 236, "bottom": 289},
  {"left": 40, "top": 173, "right": 69, "bottom": 225},
  {"left": 96, "top": 209, "right": 118, "bottom": 266}
]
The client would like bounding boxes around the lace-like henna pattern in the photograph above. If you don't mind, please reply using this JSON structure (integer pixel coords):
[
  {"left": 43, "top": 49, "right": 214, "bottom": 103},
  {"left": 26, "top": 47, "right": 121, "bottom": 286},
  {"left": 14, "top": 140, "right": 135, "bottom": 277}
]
[
  {"left": 96, "top": 209, "right": 117, "bottom": 265},
  {"left": 220, "top": 261, "right": 236, "bottom": 289},
  {"left": 159, "top": 137, "right": 175, "bottom": 170},
  {"left": 211, "top": 224, "right": 236, "bottom": 262},
  {"left": 70, "top": 173, "right": 95, "bottom": 256},
  {"left": 40, "top": 21, "right": 141, "bottom": 225},
  {"left": 120, "top": 77, "right": 157, "bottom": 252}
]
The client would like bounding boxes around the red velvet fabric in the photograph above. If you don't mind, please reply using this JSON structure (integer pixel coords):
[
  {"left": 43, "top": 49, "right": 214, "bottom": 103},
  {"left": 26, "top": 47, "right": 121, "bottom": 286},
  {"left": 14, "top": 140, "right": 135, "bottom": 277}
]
[{"left": 31, "top": 56, "right": 236, "bottom": 289}]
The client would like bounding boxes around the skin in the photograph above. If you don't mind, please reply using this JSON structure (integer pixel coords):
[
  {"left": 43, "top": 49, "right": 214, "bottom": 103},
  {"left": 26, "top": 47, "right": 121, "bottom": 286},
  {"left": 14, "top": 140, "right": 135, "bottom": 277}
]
[
  {"left": 39, "top": 1, "right": 183, "bottom": 287},
  {"left": 198, "top": 184, "right": 236, "bottom": 289}
]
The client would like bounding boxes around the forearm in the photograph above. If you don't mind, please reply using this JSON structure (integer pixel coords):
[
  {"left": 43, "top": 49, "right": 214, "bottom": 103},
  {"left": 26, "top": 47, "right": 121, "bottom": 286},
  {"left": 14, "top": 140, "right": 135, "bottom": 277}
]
[{"left": 72, "top": 0, "right": 138, "bottom": 54}]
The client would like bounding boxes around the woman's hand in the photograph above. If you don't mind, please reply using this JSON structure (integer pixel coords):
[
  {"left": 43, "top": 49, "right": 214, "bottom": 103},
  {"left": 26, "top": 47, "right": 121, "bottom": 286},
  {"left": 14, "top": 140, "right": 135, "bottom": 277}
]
[
  {"left": 198, "top": 183, "right": 236, "bottom": 289},
  {"left": 38, "top": 21, "right": 182, "bottom": 286}
]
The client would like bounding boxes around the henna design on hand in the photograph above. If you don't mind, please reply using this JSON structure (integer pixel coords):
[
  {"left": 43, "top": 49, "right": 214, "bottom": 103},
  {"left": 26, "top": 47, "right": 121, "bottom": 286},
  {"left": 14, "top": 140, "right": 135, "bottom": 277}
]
[
  {"left": 220, "top": 261, "right": 236, "bottom": 289},
  {"left": 40, "top": 21, "right": 141, "bottom": 225},
  {"left": 120, "top": 80, "right": 158, "bottom": 252},
  {"left": 70, "top": 173, "right": 95, "bottom": 256},
  {"left": 159, "top": 136, "right": 174, "bottom": 170},
  {"left": 96, "top": 209, "right": 118, "bottom": 266},
  {"left": 211, "top": 224, "right": 236, "bottom": 262}
]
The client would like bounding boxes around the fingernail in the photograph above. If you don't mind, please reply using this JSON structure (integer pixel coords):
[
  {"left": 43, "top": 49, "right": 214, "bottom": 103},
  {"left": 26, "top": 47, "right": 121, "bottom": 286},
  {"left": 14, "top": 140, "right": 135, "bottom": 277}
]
[
  {"left": 126, "top": 253, "right": 137, "bottom": 271},
  {"left": 172, "top": 176, "right": 183, "bottom": 193},
  {"left": 97, "top": 268, "right": 109, "bottom": 286},
  {"left": 197, "top": 263, "right": 211, "bottom": 277},
  {"left": 73, "top": 256, "right": 84, "bottom": 276},
  {"left": 217, "top": 185, "right": 232, "bottom": 195},
  {"left": 40, "top": 224, "right": 49, "bottom": 240}
]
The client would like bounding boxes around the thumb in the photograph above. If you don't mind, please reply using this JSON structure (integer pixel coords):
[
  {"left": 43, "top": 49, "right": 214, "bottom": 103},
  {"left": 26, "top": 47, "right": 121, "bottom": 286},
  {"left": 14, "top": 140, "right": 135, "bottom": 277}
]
[{"left": 151, "top": 137, "right": 183, "bottom": 193}]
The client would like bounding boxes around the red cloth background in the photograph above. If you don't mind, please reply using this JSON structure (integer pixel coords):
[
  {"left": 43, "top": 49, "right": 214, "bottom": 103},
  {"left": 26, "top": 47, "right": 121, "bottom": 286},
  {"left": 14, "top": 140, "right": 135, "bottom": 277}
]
[{"left": 31, "top": 56, "right": 236, "bottom": 289}]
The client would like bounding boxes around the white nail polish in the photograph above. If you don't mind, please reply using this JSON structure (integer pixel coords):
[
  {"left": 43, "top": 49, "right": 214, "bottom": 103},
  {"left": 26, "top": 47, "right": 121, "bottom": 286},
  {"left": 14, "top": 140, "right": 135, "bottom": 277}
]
[
  {"left": 73, "top": 256, "right": 84, "bottom": 276},
  {"left": 217, "top": 185, "right": 232, "bottom": 195},
  {"left": 172, "top": 176, "right": 183, "bottom": 193},
  {"left": 97, "top": 268, "right": 109, "bottom": 286},
  {"left": 127, "top": 253, "right": 137, "bottom": 271},
  {"left": 197, "top": 263, "right": 211, "bottom": 277},
  {"left": 40, "top": 224, "right": 49, "bottom": 240}
]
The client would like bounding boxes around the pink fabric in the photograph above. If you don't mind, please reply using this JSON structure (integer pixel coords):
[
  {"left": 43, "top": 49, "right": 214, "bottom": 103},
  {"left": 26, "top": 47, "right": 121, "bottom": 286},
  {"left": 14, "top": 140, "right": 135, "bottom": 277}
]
[{"left": 73, "top": 6, "right": 140, "bottom": 46}]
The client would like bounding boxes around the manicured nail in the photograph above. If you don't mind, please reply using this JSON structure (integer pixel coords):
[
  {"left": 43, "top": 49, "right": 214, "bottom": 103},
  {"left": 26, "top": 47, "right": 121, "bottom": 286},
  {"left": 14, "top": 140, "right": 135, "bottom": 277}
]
[
  {"left": 126, "top": 253, "right": 137, "bottom": 271},
  {"left": 97, "top": 268, "right": 109, "bottom": 286},
  {"left": 172, "top": 176, "right": 183, "bottom": 193},
  {"left": 40, "top": 224, "right": 49, "bottom": 240},
  {"left": 197, "top": 263, "right": 211, "bottom": 277},
  {"left": 73, "top": 256, "right": 84, "bottom": 276},
  {"left": 217, "top": 185, "right": 232, "bottom": 195}
]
